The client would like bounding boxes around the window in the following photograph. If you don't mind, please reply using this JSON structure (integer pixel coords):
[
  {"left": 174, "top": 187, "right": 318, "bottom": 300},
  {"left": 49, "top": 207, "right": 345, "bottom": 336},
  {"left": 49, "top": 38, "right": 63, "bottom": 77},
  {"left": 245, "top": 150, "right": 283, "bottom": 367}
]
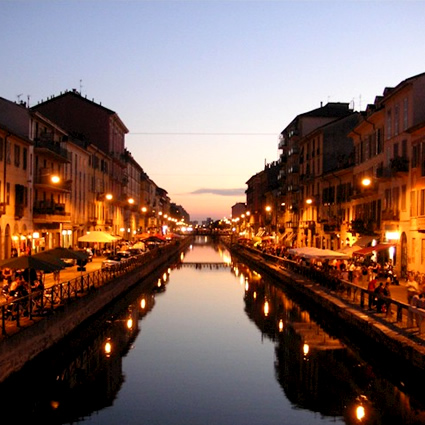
[
  {"left": 412, "top": 238, "right": 416, "bottom": 263},
  {"left": 421, "top": 189, "right": 425, "bottom": 216},
  {"left": 386, "top": 109, "right": 392, "bottom": 139},
  {"left": 422, "top": 142, "right": 425, "bottom": 177},
  {"left": 411, "top": 191, "right": 416, "bottom": 217},
  {"left": 401, "top": 185, "right": 407, "bottom": 211},
  {"left": 14, "top": 144, "right": 20, "bottom": 167},
  {"left": 403, "top": 98, "right": 409, "bottom": 130},
  {"left": 394, "top": 103, "right": 400, "bottom": 135},
  {"left": 422, "top": 239, "right": 425, "bottom": 265},
  {"left": 412, "top": 144, "right": 419, "bottom": 168},
  {"left": 6, "top": 182, "right": 10, "bottom": 205},
  {"left": 6, "top": 140, "right": 11, "bottom": 164},
  {"left": 402, "top": 139, "right": 407, "bottom": 159},
  {"left": 23, "top": 148, "right": 27, "bottom": 170},
  {"left": 0, "top": 137, "right": 3, "bottom": 161}
]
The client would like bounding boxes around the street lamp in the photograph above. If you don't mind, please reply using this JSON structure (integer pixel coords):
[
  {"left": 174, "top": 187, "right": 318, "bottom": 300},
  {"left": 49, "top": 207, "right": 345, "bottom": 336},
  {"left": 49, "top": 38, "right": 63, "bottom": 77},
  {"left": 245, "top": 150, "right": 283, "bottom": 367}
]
[
  {"left": 361, "top": 177, "right": 372, "bottom": 187},
  {"left": 51, "top": 175, "right": 60, "bottom": 184}
]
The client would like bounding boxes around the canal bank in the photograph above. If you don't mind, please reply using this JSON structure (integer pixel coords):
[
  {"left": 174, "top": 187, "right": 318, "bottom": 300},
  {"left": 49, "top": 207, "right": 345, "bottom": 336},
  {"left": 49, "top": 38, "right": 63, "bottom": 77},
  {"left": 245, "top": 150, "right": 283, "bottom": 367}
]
[
  {"left": 228, "top": 242, "right": 425, "bottom": 380},
  {"left": 0, "top": 237, "right": 191, "bottom": 383}
]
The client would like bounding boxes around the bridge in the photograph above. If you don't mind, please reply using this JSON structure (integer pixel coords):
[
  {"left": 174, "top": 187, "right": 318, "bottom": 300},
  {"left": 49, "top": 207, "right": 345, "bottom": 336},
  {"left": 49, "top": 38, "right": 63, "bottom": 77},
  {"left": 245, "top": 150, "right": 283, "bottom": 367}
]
[{"left": 180, "top": 262, "right": 231, "bottom": 269}]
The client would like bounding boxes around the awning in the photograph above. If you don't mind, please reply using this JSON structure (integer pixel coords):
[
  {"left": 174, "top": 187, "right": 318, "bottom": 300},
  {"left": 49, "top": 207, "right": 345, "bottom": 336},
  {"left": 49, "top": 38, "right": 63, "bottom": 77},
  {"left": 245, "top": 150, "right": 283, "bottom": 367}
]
[
  {"left": 353, "top": 236, "right": 377, "bottom": 247},
  {"left": 353, "top": 243, "right": 395, "bottom": 256},
  {"left": 288, "top": 247, "right": 350, "bottom": 260}
]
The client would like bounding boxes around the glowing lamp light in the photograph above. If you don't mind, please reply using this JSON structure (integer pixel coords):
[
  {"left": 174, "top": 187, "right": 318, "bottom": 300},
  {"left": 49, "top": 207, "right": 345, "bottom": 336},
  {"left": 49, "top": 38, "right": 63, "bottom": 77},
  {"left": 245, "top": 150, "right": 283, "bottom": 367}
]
[
  {"left": 306, "top": 198, "right": 313, "bottom": 205},
  {"left": 278, "top": 319, "right": 284, "bottom": 332},
  {"left": 128, "top": 198, "right": 135, "bottom": 204},
  {"left": 105, "top": 193, "right": 113, "bottom": 200},
  {"left": 141, "top": 207, "right": 147, "bottom": 213},
  {"left": 356, "top": 405, "right": 365, "bottom": 421},
  {"left": 51, "top": 175, "right": 60, "bottom": 184},
  {"left": 303, "top": 343, "right": 310, "bottom": 356},
  {"left": 386, "top": 231, "right": 400, "bottom": 240},
  {"left": 140, "top": 298, "right": 146, "bottom": 309},
  {"left": 362, "top": 177, "right": 372, "bottom": 187},
  {"left": 126, "top": 318, "right": 133, "bottom": 329},
  {"left": 104, "top": 339, "right": 112, "bottom": 356},
  {"left": 265, "top": 205, "right": 272, "bottom": 212},
  {"left": 264, "top": 300, "right": 269, "bottom": 316}
]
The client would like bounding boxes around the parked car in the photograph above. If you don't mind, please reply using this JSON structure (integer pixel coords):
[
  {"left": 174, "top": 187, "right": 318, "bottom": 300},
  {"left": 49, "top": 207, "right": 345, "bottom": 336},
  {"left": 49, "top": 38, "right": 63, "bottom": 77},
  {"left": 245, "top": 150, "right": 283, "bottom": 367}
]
[
  {"left": 62, "top": 258, "right": 76, "bottom": 267},
  {"left": 116, "top": 250, "right": 135, "bottom": 260},
  {"left": 128, "top": 248, "right": 144, "bottom": 256},
  {"left": 102, "top": 254, "right": 126, "bottom": 269}
]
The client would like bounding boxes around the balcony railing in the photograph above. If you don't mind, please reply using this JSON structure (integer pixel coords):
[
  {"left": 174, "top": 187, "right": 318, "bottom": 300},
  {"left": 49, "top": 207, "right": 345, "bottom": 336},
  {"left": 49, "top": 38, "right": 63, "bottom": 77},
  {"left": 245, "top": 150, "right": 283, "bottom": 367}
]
[
  {"left": 34, "top": 169, "right": 72, "bottom": 191},
  {"left": 381, "top": 209, "right": 400, "bottom": 221},
  {"left": 34, "top": 139, "right": 71, "bottom": 162},
  {"left": 14, "top": 204, "right": 24, "bottom": 219},
  {"left": 33, "top": 201, "right": 68, "bottom": 216}
]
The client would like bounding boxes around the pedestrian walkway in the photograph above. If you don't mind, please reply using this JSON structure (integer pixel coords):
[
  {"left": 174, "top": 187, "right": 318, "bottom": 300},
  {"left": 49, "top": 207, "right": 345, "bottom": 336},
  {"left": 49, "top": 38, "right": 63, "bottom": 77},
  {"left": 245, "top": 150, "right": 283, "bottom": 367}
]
[{"left": 43, "top": 256, "right": 104, "bottom": 288}]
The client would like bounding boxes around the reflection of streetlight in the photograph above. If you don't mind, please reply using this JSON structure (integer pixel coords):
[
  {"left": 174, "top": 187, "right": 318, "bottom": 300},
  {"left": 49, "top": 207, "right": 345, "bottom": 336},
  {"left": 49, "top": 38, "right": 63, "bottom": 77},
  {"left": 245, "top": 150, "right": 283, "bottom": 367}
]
[{"left": 356, "top": 405, "right": 365, "bottom": 421}]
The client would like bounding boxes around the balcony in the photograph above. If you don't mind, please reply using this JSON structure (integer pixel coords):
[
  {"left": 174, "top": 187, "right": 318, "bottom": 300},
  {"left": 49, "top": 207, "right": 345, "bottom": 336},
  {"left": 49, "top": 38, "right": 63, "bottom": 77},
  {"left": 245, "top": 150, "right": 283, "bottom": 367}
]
[
  {"left": 381, "top": 209, "right": 400, "bottom": 221},
  {"left": 323, "top": 223, "right": 341, "bottom": 232},
  {"left": 349, "top": 218, "right": 377, "bottom": 235},
  {"left": 34, "top": 139, "right": 71, "bottom": 162},
  {"left": 286, "top": 221, "right": 299, "bottom": 229},
  {"left": 88, "top": 216, "right": 98, "bottom": 225},
  {"left": 301, "top": 220, "right": 316, "bottom": 229},
  {"left": 278, "top": 135, "right": 287, "bottom": 149},
  {"left": 34, "top": 169, "right": 72, "bottom": 192},
  {"left": 14, "top": 204, "right": 24, "bottom": 219},
  {"left": 376, "top": 156, "right": 409, "bottom": 180},
  {"left": 33, "top": 200, "right": 70, "bottom": 223}
]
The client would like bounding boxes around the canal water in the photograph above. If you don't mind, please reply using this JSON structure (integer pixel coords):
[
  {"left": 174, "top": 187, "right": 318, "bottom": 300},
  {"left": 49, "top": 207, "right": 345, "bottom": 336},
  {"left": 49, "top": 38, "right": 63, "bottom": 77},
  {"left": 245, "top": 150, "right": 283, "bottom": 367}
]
[{"left": 2, "top": 236, "right": 425, "bottom": 424}]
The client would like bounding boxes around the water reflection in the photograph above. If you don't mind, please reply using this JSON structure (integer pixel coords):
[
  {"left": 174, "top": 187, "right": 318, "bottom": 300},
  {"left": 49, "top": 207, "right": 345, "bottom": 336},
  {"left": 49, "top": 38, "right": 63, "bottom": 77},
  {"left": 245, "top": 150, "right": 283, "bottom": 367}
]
[
  {"left": 0, "top": 265, "right": 169, "bottom": 424},
  {"left": 234, "top": 261, "right": 425, "bottom": 425},
  {"left": 2, "top": 238, "right": 425, "bottom": 424}
]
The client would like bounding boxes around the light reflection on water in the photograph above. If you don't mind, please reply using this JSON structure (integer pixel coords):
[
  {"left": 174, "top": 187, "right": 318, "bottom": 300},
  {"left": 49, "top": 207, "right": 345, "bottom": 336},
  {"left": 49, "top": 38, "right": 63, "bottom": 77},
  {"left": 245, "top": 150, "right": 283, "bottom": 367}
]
[{"left": 2, "top": 236, "right": 425, "bottom": 424}]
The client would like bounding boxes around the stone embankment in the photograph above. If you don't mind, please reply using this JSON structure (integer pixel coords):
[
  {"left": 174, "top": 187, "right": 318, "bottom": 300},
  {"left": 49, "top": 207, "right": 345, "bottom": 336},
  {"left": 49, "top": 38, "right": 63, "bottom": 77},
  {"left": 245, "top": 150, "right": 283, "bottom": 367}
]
[
  {"left": 228, "top": 243, "right": 425, "bottom": 378},
  {"left": 0, "top": 238, "right": 191, "bottom": 383}
]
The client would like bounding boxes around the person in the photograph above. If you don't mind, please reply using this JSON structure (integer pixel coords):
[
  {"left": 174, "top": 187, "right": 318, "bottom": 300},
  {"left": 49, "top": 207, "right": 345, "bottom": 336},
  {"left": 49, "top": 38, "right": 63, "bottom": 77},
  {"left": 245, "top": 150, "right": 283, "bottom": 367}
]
[
  {"left": 367, "top": 277, "right": 377, "bottom": 309},
  {"left": 406, "top": 272, "right": 420, "bottom": 304},
  {"left": 374, "top": 282, "right": 385, "bottom": 313},
  {"left": 348, "top": 262, "right": 355, "bottom": 282},
  {"left": 2, "top": 267, "right": 12, "bottom": 284},
  {"left": 383, "top": 280, "right": 392, "bottom": 314},
  {"left": 53, "top": 269, "right": 61, "bottom": 284}
]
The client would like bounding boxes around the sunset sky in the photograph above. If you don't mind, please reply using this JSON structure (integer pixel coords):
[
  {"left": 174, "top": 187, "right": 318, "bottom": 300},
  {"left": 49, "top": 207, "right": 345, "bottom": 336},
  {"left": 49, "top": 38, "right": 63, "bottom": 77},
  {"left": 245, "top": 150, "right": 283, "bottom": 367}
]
[{"left": 2, "top": 1, "right": 425, "bottom": 222}]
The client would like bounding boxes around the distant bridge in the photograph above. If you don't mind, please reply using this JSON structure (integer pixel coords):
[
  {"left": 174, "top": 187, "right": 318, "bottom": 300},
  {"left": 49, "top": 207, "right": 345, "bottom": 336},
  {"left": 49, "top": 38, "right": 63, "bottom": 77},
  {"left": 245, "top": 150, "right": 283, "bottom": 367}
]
[{"left": 180, "top": 262, "right": 231, "bottom": 269}]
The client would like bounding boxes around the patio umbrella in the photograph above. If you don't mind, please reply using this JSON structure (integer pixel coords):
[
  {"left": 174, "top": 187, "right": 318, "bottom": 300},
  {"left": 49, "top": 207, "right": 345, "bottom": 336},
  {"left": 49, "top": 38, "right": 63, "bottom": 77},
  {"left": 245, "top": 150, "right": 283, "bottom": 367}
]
[
  {"left": 141, "top": 235, "right": 166, "bottom": 243},
  {"left": 78, "top": 231, "right": 118, "bottom": 243},
  {"left": 32, "top": 252, "right": 68, "bottom": 268},
  {"left": 0, "top": 255, "right": 64, "bottom": 272},
  {"left": 43, "top": 247, "right": 89, "bottom": 261}
]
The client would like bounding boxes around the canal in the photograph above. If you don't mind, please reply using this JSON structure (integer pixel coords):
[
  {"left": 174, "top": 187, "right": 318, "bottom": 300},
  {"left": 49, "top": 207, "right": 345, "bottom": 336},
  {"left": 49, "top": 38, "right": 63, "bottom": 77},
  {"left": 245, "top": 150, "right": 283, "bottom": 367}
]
[{"left": 1, "top": 236, "right": 425, "bottom": 424}]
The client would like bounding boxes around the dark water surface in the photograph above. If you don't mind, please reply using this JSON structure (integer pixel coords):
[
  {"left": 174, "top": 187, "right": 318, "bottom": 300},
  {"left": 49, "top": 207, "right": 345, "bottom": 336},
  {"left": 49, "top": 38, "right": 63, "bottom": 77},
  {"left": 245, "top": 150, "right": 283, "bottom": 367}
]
[{"left": 2, "top": 236, "right": 425, "bottom": 424}]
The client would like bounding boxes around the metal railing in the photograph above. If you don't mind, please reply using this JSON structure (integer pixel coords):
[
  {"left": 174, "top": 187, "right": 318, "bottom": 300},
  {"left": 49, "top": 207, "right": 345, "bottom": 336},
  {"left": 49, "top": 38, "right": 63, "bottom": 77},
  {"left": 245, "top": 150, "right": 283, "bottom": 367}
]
[
  {"left": 0, "top": 245, "right": 170, "bottom": 336},
  {"left": 234, "top": 244, "right": 423, "bottom": 343}
]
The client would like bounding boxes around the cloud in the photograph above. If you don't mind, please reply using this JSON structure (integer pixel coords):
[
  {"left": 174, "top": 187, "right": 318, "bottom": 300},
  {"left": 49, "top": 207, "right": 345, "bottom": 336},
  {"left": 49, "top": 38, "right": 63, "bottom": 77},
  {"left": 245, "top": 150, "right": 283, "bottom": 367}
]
[{"left": 189, "top": 188, "right": 246, "bottom": 197}]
